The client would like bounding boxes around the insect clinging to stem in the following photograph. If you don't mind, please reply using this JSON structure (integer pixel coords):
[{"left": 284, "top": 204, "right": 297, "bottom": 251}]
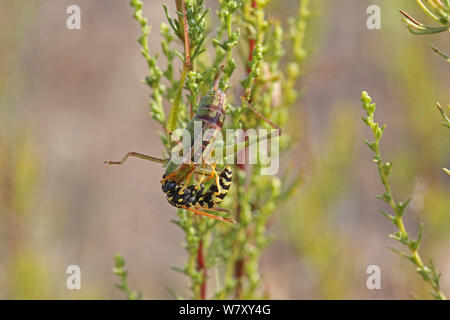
[{"left": 105, "top": 67, "right": 281, "bottom": 224}]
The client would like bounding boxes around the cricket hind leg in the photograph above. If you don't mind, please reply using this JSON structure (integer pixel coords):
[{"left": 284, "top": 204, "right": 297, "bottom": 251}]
[{"left": 105, "top": 151, "right": 168, "bottom": 166}]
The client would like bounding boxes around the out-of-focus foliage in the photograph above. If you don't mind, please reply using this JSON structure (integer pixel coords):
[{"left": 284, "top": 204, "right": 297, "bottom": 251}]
[
  {"left": 0, "top": 127, "right": 47, "bottom": 299},
  {"left": 0, "top": 1, "right": 47, "bottom": 300},
  {"left": 0, "top": 1, "right": 104, "bottom": 300},
  {"left": 283, "top": 108, "right": 358, "bottom": 299}
]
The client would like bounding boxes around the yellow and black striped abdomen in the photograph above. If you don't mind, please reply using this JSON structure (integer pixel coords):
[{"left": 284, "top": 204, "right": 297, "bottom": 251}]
[
  {"left": 162, "top": 166, "right": 232, "bottom": 210},
  {"left": 196, "top": 166, "right": 232, "bottom": 209}
]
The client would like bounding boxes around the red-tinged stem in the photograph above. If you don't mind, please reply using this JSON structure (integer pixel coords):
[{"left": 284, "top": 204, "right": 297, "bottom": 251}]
[
  {"left": 247, "top": 38, "right": 255, "bottom": 74},
  {"left": 246, "top": 0, "right": 257, "bottom": 73},
  {"left": 234, "top": 258, "right": 245, "bottom": 298},
  {"left": 197, "top": 239, "right": 207, "bottom": 299},
  {"left": 180, "top": 0, "right": 194, "bottom": 118},
  {"left": 175, "top": 0, "right": 193, "bottom": 119},
  {"left": 235, "top": 0, "right": 258, "bottom": 299},
  {"left": 181, "top": 0, "right": 191, "bottom": 70},
  {"left": 176, "top": 0, "right": 205, "bottom": 299},
  {"left": 239, "top": 0, "right": 257, "bottom": 170}
]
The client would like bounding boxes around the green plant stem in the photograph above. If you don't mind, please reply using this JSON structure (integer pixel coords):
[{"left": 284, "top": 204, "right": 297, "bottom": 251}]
[
  {"left": 417, "top": 0, "right": 442, "bottom": 22},
  {"left": 130, "top": 0, "right": 165, "bottom": 125},
  {"left": 436, "top": 103, "right": 450, "bottom": 128},
  {"left": 126, "top": 0, "right": 311, "bottom": 300},
  {"left": 430, "top": 44, "right": 450, "bottom": 63},
  {"left": 113, "top": 254, "right": 142, "bottom": 300},
  {"left": 400, "top": 1, "right": 450, "bottom": 61},
  {"left": 361, "top": 91, "right": 446, "bottom": 300},
  {"left": 167, "top": 0, "right": 191, "bottom": 133},
  {"left": 168, "top": 66, "right": 188, "bottom": 132}
]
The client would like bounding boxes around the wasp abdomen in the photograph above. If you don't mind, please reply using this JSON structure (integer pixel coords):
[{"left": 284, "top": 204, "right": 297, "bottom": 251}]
[
  {"left": 196, "top": 166, "right": 232, "bottom": 209},
  {"left": 161, "top": 166, "right": 232, "bottom": 210}
]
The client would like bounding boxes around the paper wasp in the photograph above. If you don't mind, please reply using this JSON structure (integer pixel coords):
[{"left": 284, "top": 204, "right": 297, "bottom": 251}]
[{"left": 105, "top": 68, "right": 280, "bottom": 224}]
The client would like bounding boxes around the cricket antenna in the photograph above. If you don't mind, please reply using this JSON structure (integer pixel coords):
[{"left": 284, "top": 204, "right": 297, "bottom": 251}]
[{"left": 213, "top": 65, "right": 224, "bottom": 90}]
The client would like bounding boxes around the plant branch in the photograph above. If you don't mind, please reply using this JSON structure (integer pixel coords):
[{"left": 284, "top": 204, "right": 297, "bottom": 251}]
[
  {"left": 113, "top": 253, "right": 142, "bottom": 300},
  {"left": 436, "top": 103, "right": 450, "bottom": 128},
  {"left": 130, "top": 0, "right": 165, "bottom": 125},
  {"left": 361, "top": 91, "right": 447, "bottom": 300},
  {"left": 167, "top": 0, "right": 192, "bottom": 133},
  {"left": 400, "top": 2, "right": 450, "bottom": 61}
]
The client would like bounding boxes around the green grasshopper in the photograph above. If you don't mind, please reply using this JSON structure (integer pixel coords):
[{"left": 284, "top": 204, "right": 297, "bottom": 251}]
[{"left": 105, "top": 69, "right": 280, "bottom": 223}]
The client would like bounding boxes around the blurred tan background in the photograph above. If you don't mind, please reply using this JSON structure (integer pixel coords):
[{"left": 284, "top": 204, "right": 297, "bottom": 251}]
[{"left": 0, "top": 0, "right": 449, "bottom": 299}]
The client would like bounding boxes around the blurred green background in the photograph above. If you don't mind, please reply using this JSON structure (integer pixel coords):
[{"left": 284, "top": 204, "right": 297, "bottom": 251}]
[{"left": 0, "top": 0, "right": 448, "bottom": 299}]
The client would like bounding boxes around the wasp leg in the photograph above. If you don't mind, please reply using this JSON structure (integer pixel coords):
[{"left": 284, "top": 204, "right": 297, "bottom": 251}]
[
  {"left": 200, "top": 161, "right": 222, "bottom": 194},
  {"left": 192, "top": 160, "right": 215, "bottom": 189},
  {"left": 195, "top": 169, "right": 206, "bottom": 189},
  {"left": 179, "top": 166, "right": 197, "bottom": 192},
  {"left": 181, "top": 205, "right": 235, "bottom": 224},
  {"left": 105, "top": 152, "right": 167, "bottom": 166}
]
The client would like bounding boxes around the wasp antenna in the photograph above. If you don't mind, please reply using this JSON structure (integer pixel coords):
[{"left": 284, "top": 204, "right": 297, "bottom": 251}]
[{"left": 213, "top": 65, "right": 224, "bottom": 90}]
